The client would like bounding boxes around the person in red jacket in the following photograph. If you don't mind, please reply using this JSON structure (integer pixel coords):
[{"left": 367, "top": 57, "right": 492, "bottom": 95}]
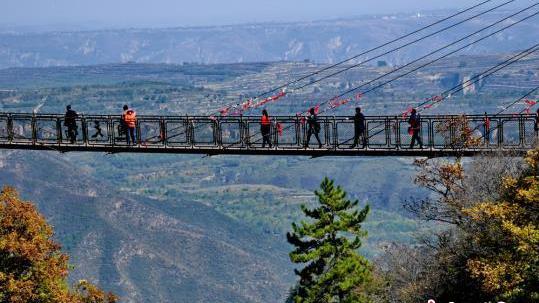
[
  {"left": 261, "top": 109, "right": 272, "bottom": 148},
  {"left": 122, "top": 105, "right": 137, "bottom": 145},
  {"left": 483, "top": 111, "right": 491, "bottom": 143}
]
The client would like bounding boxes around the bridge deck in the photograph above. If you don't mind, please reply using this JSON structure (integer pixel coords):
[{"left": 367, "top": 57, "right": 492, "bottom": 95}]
[{"left": 0, "top": 113, "right": 536, "bottom": 157}]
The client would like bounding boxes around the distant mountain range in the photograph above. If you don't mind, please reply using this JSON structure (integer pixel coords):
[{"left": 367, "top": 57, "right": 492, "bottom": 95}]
[{"left": 1, "top": 10, "right": 538, "bottom": 69}]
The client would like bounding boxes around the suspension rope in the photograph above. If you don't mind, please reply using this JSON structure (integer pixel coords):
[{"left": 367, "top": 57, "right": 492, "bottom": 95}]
[
  {"left": 291, "top": 8, "right": 539, "bottom": 122},
  {"left": 414, "top": 43, "right": 539, "bottom": 115},
  {"left": 495, "top": 86, "right": 539, "bottom": 116},
  {"left": 164, "top": 2, "right": 537, "bottom": 144},
  {"left": 212, "top": 0, "right": 509, "bottom": 117},
  {"left": 251, "top": 41, "right": 539, "bottom": 148},
  {"left": 360, "top": 43, "right": 539, "bottom": 143},
  {"left": 323, "top": 5, "right": 539, "bottom": 117},
  {"left": 286, "top": 0, "right": 520, "bottom": 94}
]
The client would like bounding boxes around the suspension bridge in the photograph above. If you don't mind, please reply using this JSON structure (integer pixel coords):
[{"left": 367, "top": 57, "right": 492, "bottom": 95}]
[
  {"left": 2, "top": 0, "right": 539, "bottom": 157},
  {"left": 0, "top": 113, "right": 537, "bottom": 157}
]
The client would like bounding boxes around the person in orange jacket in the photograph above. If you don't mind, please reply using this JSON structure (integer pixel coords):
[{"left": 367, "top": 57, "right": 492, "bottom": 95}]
[
  {"left": 261, "top": 109, "right": 272, "bottom": 148},
  {"left": 122, "top": 105, "right": 137, "bottom": 145}
]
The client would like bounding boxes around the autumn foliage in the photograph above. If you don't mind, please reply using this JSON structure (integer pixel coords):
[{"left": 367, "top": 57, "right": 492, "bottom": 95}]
[
  {"left": 465, "top": 148, "right": 539, "bottom": 301},
  {"left": 0, "top": 187, "right": 117, "bottom": 303},
  {"left": 382, "top": 148, "right": 539, "bottom": 303}
]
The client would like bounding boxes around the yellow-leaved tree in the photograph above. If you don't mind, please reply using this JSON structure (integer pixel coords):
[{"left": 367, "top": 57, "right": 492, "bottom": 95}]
[
  {"left": 380, "top": 147, "right": 536, "bottom": 303},
  {"left": 465, "top": 148, "right": 539, "bottom": 302},
  {"left": 0, "top": 186, "right": 118, "bottom": 303}
]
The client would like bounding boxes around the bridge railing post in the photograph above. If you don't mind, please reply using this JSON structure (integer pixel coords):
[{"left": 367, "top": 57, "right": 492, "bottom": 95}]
[
  {"left": 394, "top": 117, "right": 401, "bottom": 150},
  {"left": 106, "top": 116, "right": 112, "bottom": 146},
  {"left": 519, "top": 115, "right": 525, "bottom": 147},
  {"left": 241, "top": 116, "right": 248, "bottom": 148},
  {"left": 498, "top": 118, "right": 504, "bottom": 147},
  {"left": 384, "top": 118, "right": 390, "bottom": 150},
  {"left": 427, "top": 117, "right": 433, "bottom": 150},
  {"left": 295, "top": 116, "right": 300, "bottom": 148},
  {"left": 332, "top": 116, "right": 337, "bottom": 150},
  {"left": 31, "top": 112, "right": 36, "bottom": 144},
  {"left": 272, "top": 119, "right": 277, "bottom": 149},
  {"left": 323, "top": 117, "right": 327, "bottom": 148},
  {"left": 216, "top": 117, "right": 222, "bottom": 148},
  {"left": 6, "top": 114, "right": 12, "bottom": 142},
  {"left": 82, "top": 115, "right": 88, "bottom": 145},
  {"left": 160, "top": 117, "right": 166, "bottom": 147},
  {"left": 187, "top": 116, "right": 193, "bottom": 147},
  {"left": 55, "top": 117, "right": 61, "bottom": 145}
]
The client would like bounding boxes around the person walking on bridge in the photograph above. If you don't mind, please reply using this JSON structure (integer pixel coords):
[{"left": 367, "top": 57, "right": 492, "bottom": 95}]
[
  {"left": 408, "top": 109, "right": 423, "bottom": 149},
  {"left": 64, "top": 105, "right": 78, "bottom": 144},
  {"left": 122, "top": 105, "right": 137, "bottom": 145},
  {"left": 305, "top": 108, "right": 322, "bottom": 148},
  {"left": 483, "top": 111, "right": 491, "bottom": 144},
  {"left": 260, "top": 109, "right": 272, "bottom": 148},
  {"left": 119, "top": 105, "right": 129, "bottom": 137},
  {"left": 351, "top": 107, "right": 366, "bottom": 149}
]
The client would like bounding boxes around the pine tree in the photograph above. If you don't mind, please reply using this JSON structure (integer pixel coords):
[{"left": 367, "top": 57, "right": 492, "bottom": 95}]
[{"left": 287, "top": 178, "right": 372, "bottom": 303}]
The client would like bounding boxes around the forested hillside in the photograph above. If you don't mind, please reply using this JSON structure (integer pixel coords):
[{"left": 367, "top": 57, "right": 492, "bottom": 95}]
[{"left": 0, "top": 150, "right": 294, "bottom": 303}]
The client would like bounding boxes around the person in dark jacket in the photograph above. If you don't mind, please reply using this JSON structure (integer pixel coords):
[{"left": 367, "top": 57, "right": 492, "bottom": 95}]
[
  {"left": 64, "top": 105, "right": 78, "bottom": 144},
  {"left": 408, "top": 109, "right": 423, "bottom": 149},
  {"left": 260, "top": 109, "right": 272, "bottom": 148},
  {"left": 535, "top": 108, "right": 539, "bottom": 134},
  {"left": 305, "top": 108, "right": 322, "bottom": 148},
  {"left": 351, "top": 107, "right": 366, "bottom": 148}
]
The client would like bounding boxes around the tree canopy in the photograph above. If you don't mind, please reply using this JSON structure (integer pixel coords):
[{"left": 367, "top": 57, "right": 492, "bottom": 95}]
[
  {"left": 0, "top": 186, "right": 117, "bottom": 303},
  {"left": 465, "top": 148, "right": 539, "bottom": 301},
  {"left": 381, "top": 148, "right": 539, "bottom": 303}
]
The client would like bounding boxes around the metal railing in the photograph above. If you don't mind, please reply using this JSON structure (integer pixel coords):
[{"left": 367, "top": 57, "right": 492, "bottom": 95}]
[{"left": 0, "top": 112, "right": 537, "bottom": 156}]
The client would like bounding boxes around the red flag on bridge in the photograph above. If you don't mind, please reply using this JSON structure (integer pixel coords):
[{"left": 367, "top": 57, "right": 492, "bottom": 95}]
[
  {"left": 242, "top": 99, "right": 254, "bottom": 111},
  {"left": 401, "top": 108, "right": 414, "bottom": 118},
  {"left": 431, "top": 95, "right": 444, "bottom": 102},
  {"left": 524, "top": 99, "right": 538, "bottom": 106},
  {"left": 220, "top": 106, "right": 232, "bottom": 115}
]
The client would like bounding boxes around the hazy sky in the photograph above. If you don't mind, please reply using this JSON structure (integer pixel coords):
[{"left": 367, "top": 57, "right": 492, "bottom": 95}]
[{"left": 1, "top": 0, "right": 534, "bottom": 29}]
